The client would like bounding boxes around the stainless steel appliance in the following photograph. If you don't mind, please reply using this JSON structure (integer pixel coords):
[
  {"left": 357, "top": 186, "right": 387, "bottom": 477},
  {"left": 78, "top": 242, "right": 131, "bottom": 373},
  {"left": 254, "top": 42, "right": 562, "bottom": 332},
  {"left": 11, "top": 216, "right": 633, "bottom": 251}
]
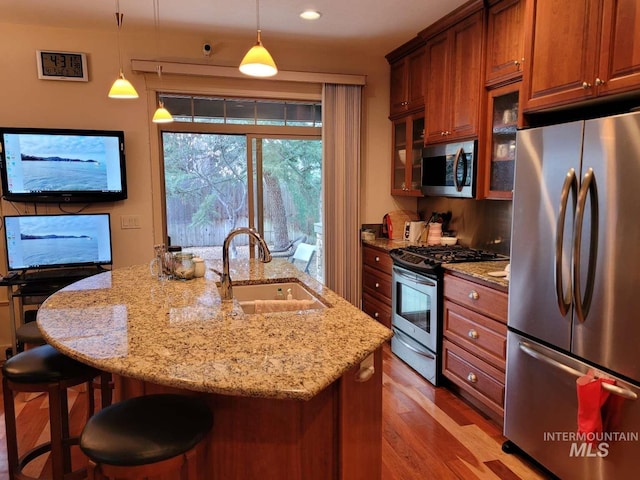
[
  {"left": 421, "top": 139, "right": 477, "bottom": 198},
  {"left": 504, "top": 111, "right": 640, "bottom": 480},
  {"left": 390, "top": 245, "right": 507, "bottom": 385}
]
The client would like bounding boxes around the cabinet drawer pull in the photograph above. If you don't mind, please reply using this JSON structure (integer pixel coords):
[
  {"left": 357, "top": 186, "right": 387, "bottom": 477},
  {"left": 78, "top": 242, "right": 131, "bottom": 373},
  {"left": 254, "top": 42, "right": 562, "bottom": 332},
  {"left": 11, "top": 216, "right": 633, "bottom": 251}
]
[
  {"left": 468, "top": 290, "right": 479, "bottom": 300},
  {"left": 375, "top": 282, "right": 380, "bottom": 288},
  {"left": 374, "top": 312, "right": 380, "bottom": 318},
  {"left": 468, "top": 329, "right": 479, "bottom": 340},
  {"left": 467, "top": 372, "right": 478, "bottom": 383},
  {"left": 582, "top": 81, "right": 592, "bottom": 89},
  {"left": 595, "top": 77, "right": 605, "bottom": 86},
  {"left": 374, "top": 256, "right": 380, "bottom": 262}
]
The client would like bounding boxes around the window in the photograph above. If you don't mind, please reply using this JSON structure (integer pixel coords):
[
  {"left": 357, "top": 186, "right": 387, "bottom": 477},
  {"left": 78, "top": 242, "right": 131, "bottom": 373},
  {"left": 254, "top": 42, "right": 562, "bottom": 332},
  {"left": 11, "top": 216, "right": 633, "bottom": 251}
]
[{"left": 159, "top": 94, "right": 323, "bottom": 281}]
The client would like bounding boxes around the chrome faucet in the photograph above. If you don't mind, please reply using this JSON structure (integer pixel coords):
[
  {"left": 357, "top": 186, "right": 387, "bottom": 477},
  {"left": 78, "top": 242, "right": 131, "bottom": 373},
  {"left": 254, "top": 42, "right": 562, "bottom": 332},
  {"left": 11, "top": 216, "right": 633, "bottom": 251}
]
[{"left": 218, "top": 227, "right": 272, "bottom": 301}]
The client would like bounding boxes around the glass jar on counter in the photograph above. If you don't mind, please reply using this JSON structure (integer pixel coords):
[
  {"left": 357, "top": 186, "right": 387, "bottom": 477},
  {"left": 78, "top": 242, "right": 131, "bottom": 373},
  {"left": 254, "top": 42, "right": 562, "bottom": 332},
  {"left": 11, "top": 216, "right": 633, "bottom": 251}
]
[{"left": 172, "top": 252, "right": 195, "bottom": 280}]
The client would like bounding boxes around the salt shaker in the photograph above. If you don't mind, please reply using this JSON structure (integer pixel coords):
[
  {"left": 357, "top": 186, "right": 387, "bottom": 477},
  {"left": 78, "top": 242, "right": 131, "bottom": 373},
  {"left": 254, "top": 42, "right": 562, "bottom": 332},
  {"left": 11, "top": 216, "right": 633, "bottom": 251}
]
[{"left": 193, "top": 257, "right": 205, "bottom": 278}]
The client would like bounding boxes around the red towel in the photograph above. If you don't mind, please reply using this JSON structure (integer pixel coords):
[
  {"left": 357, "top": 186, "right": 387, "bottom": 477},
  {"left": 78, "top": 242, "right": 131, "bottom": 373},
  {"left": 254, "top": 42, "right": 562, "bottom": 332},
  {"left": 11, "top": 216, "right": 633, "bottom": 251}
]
[{"left": 576, "top": 369, "right": 615, "bottom": 440}]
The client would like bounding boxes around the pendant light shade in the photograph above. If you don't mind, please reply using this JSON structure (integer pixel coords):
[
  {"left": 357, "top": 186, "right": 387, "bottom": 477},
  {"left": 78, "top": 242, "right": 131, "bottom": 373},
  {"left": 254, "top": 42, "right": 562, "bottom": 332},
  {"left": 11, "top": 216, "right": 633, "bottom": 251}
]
[
  {"left": 240, "top": 0, "right": 278, "bottom": 77},
  {"left": 152, "top": 101, "right": 174, "bottom": 123},
  {"left": 151, "top": 2, "right": 173, "bottom": 123},
  {"left": 109, "top": 70, "right": 139, "bottom": 99},
  {"left": 240, "top": 31, "right": 278, "bottom": 77},
  {"left": 109, "top": 1, "right": 138, "bottom": 99}
]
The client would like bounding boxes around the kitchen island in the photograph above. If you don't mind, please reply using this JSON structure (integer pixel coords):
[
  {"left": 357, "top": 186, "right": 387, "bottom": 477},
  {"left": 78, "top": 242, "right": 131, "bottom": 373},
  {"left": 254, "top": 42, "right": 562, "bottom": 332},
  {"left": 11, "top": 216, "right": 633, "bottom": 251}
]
[{"left": 37, "top": 259, "right": 392, "bottom": 480}]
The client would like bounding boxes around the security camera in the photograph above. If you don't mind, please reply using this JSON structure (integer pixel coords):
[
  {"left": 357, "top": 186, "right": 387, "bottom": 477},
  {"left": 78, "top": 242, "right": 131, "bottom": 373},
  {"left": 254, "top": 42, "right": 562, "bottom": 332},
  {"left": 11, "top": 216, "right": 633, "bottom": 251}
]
[{"left": 202, "top": 43, "right": 212, "bottom": 57}]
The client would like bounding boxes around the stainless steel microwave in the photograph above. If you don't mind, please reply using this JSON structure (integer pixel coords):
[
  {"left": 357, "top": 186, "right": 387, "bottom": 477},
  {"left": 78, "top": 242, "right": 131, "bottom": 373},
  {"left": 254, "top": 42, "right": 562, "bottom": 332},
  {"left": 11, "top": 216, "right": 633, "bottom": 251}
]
[{"left": 421, "top": 139, "right": 477, "bottom": 198}]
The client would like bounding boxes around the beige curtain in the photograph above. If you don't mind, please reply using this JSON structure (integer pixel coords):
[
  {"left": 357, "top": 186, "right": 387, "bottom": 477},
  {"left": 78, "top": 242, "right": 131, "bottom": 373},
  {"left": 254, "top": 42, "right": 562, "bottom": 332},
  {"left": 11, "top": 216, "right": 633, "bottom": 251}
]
[{"left": 322, "top": 83, "right": 363, "bottom": 305}]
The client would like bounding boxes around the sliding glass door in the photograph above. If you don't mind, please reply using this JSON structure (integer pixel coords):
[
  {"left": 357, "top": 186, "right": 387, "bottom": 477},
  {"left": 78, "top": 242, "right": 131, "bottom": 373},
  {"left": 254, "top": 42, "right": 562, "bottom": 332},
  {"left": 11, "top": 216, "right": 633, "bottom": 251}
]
[{"left": 162, "top": 132, "right": 322, "bottom": 280}]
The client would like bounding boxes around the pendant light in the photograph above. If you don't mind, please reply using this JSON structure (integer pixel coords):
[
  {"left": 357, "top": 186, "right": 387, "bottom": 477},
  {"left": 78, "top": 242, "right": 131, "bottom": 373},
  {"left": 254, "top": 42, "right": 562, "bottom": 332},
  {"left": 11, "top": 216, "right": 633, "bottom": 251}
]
[
  {"left": 239, "top": 0, "right": 278, "bottom": 77},
  {"left": 151, "top": 0, "right": 173, "bottom": 123},
  {"left": 108, "top": 0, "right": 138, "bottom": 99}
]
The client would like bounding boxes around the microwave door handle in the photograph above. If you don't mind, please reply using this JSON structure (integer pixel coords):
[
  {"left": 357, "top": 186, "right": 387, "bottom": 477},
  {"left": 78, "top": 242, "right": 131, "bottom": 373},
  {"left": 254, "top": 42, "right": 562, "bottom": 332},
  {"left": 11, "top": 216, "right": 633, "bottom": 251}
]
[
  {"left": 555, "top": 169, "right": 577, "bottom": 316},
  {"left": 519, "top": 341, "right": 637, "bottom": 400},
  {"left": 452, "top": 147, "right": 464, "bottom": 192},
  {"left": 573, "top": 168, "right": 598, "bottom": 323},
  {"left": 393, "top": 267, "right": 437, "bottom": 287},
  {"left": 393, "top": 329, "right": 436, "bottom": 359}
]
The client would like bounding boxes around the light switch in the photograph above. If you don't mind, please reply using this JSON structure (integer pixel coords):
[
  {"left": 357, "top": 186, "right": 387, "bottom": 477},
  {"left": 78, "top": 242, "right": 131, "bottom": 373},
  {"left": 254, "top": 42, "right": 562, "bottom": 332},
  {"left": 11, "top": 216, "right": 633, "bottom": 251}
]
[{"left": 120, "top": 215, "right": 141, "bottom": 229}]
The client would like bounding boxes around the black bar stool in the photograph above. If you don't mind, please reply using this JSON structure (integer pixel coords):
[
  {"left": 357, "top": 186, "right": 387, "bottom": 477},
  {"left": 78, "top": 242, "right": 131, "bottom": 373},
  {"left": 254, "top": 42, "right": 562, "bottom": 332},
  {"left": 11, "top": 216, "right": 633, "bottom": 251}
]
[
  {"left": 79, "top": 394, "right": 213, "bottom": 480},
  {"left": 2, "top": 344, "right": 112, "bottom": 480}
]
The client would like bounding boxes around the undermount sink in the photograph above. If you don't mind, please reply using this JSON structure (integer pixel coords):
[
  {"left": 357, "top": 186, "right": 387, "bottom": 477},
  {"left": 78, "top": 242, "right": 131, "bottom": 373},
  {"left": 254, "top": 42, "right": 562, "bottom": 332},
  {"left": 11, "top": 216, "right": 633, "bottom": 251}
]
[{"left": 232, "top": 281, "right": 326, "bottom": 314}]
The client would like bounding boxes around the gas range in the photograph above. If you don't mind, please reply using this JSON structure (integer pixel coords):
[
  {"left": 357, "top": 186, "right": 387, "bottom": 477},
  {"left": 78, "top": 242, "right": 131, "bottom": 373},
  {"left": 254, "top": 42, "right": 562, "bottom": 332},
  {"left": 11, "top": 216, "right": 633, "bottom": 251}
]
[{"left": 389, "top": 244, "right": 508, "bottom": 274}]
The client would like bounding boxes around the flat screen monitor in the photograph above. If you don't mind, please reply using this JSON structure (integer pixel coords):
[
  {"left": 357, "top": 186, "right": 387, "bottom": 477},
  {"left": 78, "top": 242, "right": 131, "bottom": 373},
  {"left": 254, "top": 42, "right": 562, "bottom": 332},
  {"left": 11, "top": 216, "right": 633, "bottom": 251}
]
[
  {"left": 4, "top": 213, "right": 113, "bottom": 271},
  {"left": 0, "top": 127, "right": 127, "bottom": 203}
]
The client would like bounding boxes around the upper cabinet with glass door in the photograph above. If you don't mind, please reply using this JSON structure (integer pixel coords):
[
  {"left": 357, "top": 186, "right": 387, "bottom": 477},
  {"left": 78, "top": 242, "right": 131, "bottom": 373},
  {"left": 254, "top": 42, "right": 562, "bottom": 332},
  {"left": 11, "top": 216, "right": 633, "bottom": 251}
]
[
  {"left": 391, "top": 114, "right": 425, "bottom": 196},
  {"left": 484, "top": 84, "right": 519, "bottom": 199}
]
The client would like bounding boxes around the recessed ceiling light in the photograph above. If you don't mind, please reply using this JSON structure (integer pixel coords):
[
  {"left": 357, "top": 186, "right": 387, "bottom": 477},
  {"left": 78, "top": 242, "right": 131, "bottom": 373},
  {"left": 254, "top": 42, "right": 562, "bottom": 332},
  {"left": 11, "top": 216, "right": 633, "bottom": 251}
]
[{"left": 300, "top": 10, "right": 321, "bottom": 20}]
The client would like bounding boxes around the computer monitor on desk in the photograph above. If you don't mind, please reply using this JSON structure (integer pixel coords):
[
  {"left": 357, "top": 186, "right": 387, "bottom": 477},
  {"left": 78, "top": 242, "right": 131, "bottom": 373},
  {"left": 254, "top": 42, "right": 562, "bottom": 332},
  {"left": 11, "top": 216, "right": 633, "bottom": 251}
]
[{"left": 3, "top": 213, "right": 112, "bottom": 279}]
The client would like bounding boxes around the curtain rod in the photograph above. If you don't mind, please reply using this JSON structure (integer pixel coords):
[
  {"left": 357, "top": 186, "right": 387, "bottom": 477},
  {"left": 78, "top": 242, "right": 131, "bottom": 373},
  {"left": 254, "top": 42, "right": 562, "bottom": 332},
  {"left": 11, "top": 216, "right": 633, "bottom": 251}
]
[{"left": 131, "top": 59, "right": 366, "bottom": 86}]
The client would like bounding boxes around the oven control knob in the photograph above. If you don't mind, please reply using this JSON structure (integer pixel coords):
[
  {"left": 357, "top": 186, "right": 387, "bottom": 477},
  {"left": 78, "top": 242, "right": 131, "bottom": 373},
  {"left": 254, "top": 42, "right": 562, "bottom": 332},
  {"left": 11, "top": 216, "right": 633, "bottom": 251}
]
[
  {"left": 468, "top": 290, "right": 479, "bottom": 300},
  {"left": 468, "top": 329, "right": 479, "bottom": 340},
  {"left": 467, "top": 373, "right": 478, "bottom": 383}
]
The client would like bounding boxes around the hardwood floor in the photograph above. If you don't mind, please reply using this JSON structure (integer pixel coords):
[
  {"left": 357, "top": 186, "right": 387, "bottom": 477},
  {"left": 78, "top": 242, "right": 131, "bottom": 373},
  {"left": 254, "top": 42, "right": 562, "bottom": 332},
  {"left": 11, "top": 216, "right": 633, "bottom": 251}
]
[
  {"left": 0, "top": 346, "right": 551, "bottom": 479},
  {"left": 380, "top": 345, "right": 551, "bottom": 479}
]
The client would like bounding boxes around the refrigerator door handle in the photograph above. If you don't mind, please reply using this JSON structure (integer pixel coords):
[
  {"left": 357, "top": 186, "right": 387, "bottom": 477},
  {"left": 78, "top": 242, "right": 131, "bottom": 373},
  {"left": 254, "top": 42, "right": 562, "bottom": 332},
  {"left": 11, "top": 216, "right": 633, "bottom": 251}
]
[
  {"left": 555, "top": 168, "right": 578, "bottom": 316},
  {"left": 573, "top": 167, "right": 599, "bottom": 322},
  {"left": 519, "top": 341, "right": 637, "bottom": 400}
]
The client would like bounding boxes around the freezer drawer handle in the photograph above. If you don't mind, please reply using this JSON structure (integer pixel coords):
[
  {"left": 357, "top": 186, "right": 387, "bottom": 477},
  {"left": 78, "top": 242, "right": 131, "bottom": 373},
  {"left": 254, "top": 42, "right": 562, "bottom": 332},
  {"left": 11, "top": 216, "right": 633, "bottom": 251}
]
[
  {"left": 519, "top": 341, "right": 638, "bottom": 401},
  {"left": 392, "top": 328, "right": 436, "bottom": 359}
]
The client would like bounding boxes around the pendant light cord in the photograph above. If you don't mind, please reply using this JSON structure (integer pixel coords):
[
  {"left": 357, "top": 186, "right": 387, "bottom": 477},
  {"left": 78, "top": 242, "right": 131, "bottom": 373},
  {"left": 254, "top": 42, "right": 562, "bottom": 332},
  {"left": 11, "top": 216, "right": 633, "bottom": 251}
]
[
  {"left": 114, "top": 0, "right": 124, "bottom": 72},
  {"left": 256, "top": 0, "right": 261, "bottom": 32}
]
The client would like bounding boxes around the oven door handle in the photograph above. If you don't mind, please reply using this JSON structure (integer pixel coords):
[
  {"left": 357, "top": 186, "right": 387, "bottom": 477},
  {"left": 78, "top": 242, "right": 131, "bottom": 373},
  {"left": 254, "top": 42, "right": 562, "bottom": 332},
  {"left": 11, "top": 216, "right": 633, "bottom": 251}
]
[
  {"left": 393, "top": 328, "right": 436, "bottom": 359},
  {"left": 392, "top": 267, "right": 437, "bottom": 287}
]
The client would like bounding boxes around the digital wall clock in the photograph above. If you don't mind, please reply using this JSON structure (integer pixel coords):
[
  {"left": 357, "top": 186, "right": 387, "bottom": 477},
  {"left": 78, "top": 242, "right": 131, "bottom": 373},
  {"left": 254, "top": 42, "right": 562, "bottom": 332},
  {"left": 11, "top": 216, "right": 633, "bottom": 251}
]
[{"left": 36, "top": 50, "right": 88, "bottom": 82}]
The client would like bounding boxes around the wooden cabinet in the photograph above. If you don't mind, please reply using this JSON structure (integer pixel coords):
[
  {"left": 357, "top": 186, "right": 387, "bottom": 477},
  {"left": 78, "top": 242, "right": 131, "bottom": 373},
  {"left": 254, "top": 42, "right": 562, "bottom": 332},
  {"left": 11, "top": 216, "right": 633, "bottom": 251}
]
[
  {"left": 483, "top": 82, "right": 520, "bottom": 199},
  {"left": 523, "top": 0, "right": 640, "bottom": 112},
  {"left": 422, "top": 8, "right": 484, "bottom": 144},
  {"left": 485, "top": 0, "right": 525, "bottom": 85},
  {"left": 391, "top": 113, "right": 425, "bottom": 196},
  {"left": 361, "top": 245, "right": 393, "bottom": 329},
  {"left": 388, "top": 43, "right": 426, "bottom": 117},
  {"left": 442, "top": 273, "right": 508, "bottom": 424}
]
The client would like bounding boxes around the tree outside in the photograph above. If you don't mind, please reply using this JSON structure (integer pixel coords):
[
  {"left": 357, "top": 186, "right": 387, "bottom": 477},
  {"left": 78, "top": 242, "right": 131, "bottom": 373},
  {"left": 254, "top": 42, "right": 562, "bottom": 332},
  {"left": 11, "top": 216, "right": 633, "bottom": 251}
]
[{"left": 162, "top": 132, "right": 321, "bottom": 269}]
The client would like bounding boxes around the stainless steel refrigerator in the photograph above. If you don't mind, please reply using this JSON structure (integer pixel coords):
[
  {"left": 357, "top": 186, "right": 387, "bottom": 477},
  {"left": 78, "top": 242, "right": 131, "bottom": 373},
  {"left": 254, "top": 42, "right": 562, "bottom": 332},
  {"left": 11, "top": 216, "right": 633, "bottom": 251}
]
[{"left": 504, "top": 111, "right": 640, "bottom": 479}]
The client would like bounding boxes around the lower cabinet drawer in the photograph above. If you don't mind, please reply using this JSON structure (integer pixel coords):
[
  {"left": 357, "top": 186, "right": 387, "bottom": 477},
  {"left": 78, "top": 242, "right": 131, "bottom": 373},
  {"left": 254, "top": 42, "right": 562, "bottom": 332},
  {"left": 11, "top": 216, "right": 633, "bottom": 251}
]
[
  {"left": 442, "top": 339, "right": 505, "bottom": 418},
  {"left": 362, "top": 292, "right": 391, "bottom": 329},
  {"left": 443, "top": 300, "right": 507, "bottom": 371},
  {"left": 362, "top": 265, "right": 392, "bottom": 300}
]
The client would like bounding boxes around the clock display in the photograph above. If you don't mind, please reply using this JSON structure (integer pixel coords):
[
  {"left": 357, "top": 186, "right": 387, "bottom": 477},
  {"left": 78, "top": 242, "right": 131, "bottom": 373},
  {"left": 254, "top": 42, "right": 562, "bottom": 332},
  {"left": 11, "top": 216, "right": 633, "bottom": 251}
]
[{"left": 36, "top": 50, "right": 88, "bottom": 82}]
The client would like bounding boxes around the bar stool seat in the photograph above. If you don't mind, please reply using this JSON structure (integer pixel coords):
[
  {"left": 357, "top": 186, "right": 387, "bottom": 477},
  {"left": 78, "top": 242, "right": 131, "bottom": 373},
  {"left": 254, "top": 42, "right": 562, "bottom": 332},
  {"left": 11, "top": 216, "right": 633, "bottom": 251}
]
[
  {"left": 80, "top": 394, "right": 213, "bottom": 479},
  {"left": 15, "top": 320, "right": 46, "bottom": 348},
  {"left": 2, "top": 344, "right": 111, "bottom": 480}
]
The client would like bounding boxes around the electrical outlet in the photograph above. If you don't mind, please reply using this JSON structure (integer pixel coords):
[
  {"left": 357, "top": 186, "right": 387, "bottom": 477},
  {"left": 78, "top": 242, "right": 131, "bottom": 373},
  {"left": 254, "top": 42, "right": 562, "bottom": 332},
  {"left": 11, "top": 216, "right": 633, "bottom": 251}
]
[{"left": 120, "top": 215, "right": 141, "bottom": 229}]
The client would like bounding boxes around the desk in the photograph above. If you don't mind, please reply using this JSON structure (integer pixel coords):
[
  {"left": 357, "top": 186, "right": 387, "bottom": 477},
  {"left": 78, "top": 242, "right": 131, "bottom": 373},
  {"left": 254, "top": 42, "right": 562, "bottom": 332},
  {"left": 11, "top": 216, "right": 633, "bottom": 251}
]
[
  {"left": 1, "top": 268, "right": 105, "bottom": 357},
  {"left": 37, "top": 261, "right": 392, "bottom": 479}
]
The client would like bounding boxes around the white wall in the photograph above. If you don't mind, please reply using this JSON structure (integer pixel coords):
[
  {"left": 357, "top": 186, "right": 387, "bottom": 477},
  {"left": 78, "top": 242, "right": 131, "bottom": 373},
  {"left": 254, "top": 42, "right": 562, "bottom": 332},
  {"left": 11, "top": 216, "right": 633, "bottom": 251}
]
[{"left": 0, "top": 21, "right": 416, "bottom": 348}]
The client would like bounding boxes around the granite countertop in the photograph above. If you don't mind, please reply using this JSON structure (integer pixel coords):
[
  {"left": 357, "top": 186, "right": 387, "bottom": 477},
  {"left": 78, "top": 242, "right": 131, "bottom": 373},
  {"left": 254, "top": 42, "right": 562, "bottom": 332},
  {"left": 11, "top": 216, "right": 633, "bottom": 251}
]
[
  {"left": 443, "top": 260, "right": 510, "bottom": 291},
  {"left": 37, "top": 260, "right": 392, "bottom": 401}
]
